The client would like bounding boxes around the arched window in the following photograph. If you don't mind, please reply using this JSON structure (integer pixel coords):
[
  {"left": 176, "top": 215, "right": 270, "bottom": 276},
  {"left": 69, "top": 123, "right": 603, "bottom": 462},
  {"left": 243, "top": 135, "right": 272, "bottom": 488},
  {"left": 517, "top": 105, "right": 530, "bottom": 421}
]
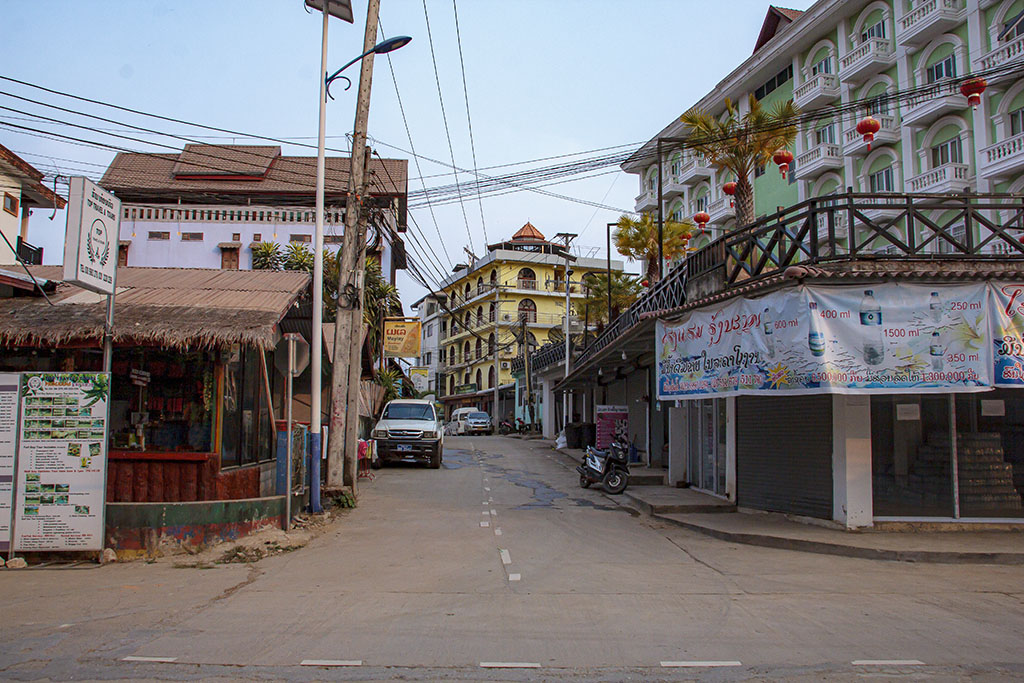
[
  {"left": 488, "top": 366, "right": 495, "bottom": 389},
  {"left": 464, "top": 311, "right": 471, "bottom": 328},
  {"left": 450, "top": 292, "right": 457, "bottom": 308},
  {"left": 476, "top": 276, "right": 483, "bottom": 292},
  {"left": 518, "top": 331, "right": 538, "bottom": 356},
  {"left": 476, "top": 306, "right": 484, "bottom": 327},
  {"left": 463, "top": 340, "right": 470, "bottom": 360},
  {"left": 488, "top": 333, "right": 495, "bottom": 355},
  {"left": 464, "top": 283, "right": 471, "bottom": 299},
  {"left": 475, "top": 338, "right": 483, "bottom": 359},
  {"left": 489, "top": 302, "right": 496, "bottom": 322},
  {"left": 449, "top": 376, "right": 455, "bottom": 395},
  {"left": 464, "top": 372, "right": 470, "bottom": 385},
  {"left": 517, "top": 268, "right": 536, "bottom": 290},
  {"left": 475, "top": 369, "right": 483, "bottom": 388},
  {"left": 518, "top": 298, "right": 537, "bottom": 323},
  {"left": 490, "top": 269, "right": 498, "bottom": 285}
]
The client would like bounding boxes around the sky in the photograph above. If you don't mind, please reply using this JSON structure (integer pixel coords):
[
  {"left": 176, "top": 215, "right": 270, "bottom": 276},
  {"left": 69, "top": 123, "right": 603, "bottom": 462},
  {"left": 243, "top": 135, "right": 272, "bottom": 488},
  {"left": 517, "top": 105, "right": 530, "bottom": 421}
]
[{"left": 1, "top": 0, "right": 816, "bottom": 304}]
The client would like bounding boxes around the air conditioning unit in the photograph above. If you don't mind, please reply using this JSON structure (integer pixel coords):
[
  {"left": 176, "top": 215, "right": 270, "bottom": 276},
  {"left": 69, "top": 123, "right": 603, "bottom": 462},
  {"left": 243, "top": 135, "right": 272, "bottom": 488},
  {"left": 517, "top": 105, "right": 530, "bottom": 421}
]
[{"left": 500, "top": 361, "right": 510, "bottom": 370}]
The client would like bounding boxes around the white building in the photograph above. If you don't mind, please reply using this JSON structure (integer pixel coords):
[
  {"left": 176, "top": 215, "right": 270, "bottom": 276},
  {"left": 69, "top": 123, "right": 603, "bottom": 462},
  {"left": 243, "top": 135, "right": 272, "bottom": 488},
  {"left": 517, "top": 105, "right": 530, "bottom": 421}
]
[
  {"left": 0, "top": 142, "right": 65, "bottom": 272},
  {"left": 411, "top": 292, "right": 445, "bottom": 395},
  {"left": 99, "top": 144, "right": 408, "bottom": 283}
]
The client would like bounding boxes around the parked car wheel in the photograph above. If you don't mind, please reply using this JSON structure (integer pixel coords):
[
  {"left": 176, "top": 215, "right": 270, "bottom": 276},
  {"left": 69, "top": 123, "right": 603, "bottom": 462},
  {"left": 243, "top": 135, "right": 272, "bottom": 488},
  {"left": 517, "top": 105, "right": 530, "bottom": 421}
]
[
  {"left": 429, "top": 447, "right": 442, "bottom": 469},
  {"left": 371, "top": 455, "right": 383, "bottom": 470}
]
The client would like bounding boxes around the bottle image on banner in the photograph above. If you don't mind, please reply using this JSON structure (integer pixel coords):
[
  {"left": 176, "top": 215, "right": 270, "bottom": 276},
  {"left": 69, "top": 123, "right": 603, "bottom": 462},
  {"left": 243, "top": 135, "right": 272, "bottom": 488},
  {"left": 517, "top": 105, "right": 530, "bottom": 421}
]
[
  {"left": 762, "top": 306, "right": 776, "bottom": 358},
  {"left": 930, "top": 332, "right": 944, "bottom": 371},
  {"left": 860, "top": 290, "right": 884, "bottom": 365},
  {"left": 808, "top": 301, "right": 825, "bottom": 357},
  {"left": 929, "top": 291, "right": 943, "bottom": 324}
]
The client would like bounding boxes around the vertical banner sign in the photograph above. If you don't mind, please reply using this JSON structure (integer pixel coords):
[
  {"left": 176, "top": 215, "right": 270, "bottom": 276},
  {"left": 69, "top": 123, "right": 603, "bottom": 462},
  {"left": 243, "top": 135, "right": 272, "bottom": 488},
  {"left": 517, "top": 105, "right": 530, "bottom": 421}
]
[
  {"left": 409, "top": 367, "right": 429, "bottom": 393},
  {"left": 595, "top": 405, "right": 628, "bottom": 449},
  {"left": 382, "top": 320, "right": 422, "bottom": 358},
  {"left": 989, "top": 282, "right": 1024, "bottom": 386},
  {"left": 657, "top": 284, "right": 991, "bottom": 399},
  {"left": 13, "top": 373, "right": 110, "bottom": 552},
  {"left": 63, "top": 176, "right": 120, "bottom": 295},
  {"left": 0, "top": 373, "right": 19, "bottom": 552}
]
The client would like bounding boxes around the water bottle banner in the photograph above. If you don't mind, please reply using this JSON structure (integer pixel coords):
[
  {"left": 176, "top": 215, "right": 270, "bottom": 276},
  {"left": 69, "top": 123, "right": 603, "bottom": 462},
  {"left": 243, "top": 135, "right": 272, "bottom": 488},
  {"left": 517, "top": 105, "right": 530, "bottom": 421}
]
[{"left": 656, "top": 283, "right": 992, "bottom": 400}]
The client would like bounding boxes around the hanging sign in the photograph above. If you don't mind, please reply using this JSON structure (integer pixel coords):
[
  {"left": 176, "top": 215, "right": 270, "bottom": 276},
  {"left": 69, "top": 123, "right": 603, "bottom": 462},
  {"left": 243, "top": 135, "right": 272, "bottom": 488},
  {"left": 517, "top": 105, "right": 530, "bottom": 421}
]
[
  {"left": 656, "top": 283, "right": 991, "bottom": 400},
  {"left": 382, "top": 319, "right": 422, "bottom": 357},
  {"left": 595, "top": 404, "right": 628, "bottom": 449},
  {"left": 0, "top": 373, "right": 19, "bottom": 553},
  {"left": 409, "top": 367, "right": 429, "bottom": 393},
  {"left": 62, "top": 177, "right": 121, "bottom": 295},
  {"left": 13, "top": 372, "right": 110, "bottom": 552}
]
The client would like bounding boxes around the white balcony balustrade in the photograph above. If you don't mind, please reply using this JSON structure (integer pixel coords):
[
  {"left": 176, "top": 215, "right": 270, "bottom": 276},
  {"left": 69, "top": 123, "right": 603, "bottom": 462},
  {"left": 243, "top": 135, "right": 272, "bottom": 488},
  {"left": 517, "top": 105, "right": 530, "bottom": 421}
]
[
  {"left": 979, "top": 133, "right": 1024, "bottom": 181},
  {"left": 901, "top": 80, "right": 965, "bottom": 126},
  {"left": 794, "top": 72, "right": 840, "bottom": 109},
  {"left": 897, "top": 0, "right": 964, "bottom": 46},
  {"left": 843, "top": 114, "right": 899, "bottom": 156},
  {"left": 907, "top": 162, "right": 972, "bottom": 193},
  {"left": 978, "top": 34, "right": 1024, "bottom": 83},
  {"left": 635, "top": 189, "right": 658, "bottom": 213},
  {"left": 839, "top": 37, "right": 895, "bottom": 82},
  {"left": 796, "top": 142, "right": 843, "bottom": 180}
]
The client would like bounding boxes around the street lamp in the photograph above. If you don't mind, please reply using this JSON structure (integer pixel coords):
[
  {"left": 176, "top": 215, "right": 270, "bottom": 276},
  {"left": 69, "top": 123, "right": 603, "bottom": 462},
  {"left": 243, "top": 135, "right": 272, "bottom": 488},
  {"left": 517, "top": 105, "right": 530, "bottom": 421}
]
[
  {"left": 326, "top": 36, "right": 413, "bottom": 98},
  {"left": 307, "top": 0, "right": 409, "bottom": 512}
]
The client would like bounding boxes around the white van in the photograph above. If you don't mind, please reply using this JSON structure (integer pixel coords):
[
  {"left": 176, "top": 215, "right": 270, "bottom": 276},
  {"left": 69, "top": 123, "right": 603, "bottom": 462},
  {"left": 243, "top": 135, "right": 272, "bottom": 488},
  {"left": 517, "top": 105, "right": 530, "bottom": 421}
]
[{"left": 451, "top": 407, "right": 493, "bottom": 435}]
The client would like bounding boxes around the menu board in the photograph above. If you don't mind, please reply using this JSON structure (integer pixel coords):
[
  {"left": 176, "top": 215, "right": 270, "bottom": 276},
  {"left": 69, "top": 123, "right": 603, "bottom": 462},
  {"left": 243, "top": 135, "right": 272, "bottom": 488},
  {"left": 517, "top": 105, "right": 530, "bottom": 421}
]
[
  {"left": 0, "top": 373, "right": 18, "bottom": 552},
  {"left": 13, "top": 372, "right": 109, "bottom": 552}
]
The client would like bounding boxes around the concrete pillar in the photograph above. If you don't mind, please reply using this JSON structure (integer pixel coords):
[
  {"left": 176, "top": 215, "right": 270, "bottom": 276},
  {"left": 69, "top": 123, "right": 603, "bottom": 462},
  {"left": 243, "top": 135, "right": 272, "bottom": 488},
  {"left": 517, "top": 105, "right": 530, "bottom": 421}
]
[
  {"left": 667, "top": 404, "right": 687, "bottom": 485},
  {"left": 542, "top": 378, "right": 556, "bottom": 440},
  {"left": 832, "top": 394, "right": 873, "bottom": 528},
  {"left": 725, "top": 396, "right": 737, "bottom": 501}
]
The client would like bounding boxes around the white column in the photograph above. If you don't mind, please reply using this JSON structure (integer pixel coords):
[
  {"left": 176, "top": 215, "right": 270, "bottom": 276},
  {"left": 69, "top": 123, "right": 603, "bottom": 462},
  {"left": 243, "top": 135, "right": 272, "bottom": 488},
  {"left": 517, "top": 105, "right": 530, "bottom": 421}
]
[
  {"left": 667, "top": 404, "right": 687, "bottom": 485},
  {"left": 832, "top": 394, "right": 873, "bottom": 528},
  {"left": 542, "top": 378, "right": 557, "bottom": 440}
]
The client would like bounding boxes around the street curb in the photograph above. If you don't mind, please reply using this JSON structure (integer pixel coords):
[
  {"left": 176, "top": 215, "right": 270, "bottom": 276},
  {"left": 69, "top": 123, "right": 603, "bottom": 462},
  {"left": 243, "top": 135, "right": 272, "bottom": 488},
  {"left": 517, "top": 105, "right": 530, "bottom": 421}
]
[{"left": 652, "top": 512, "right": 1024, "bottom": 565}]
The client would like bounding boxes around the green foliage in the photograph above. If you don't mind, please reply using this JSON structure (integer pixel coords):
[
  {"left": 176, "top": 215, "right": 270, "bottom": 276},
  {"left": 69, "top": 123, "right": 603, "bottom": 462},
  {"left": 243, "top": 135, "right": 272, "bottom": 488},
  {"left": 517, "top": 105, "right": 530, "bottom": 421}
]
[
  {"left": 251, "top": 241, "right": 283, "bottom": 271},
  {"left": 362, "top": 258, "right": 402, "bottom": 361},
  {"left": 614, "top": 214, "right": 693, "bottom": 283},
  {"left": 283, "top": 242, "right": 315, "bottom": 273},
  {"left": 373, "top": 368, "right": 404, "bottom": 403},
  {"left": 679, "top": 94, "right": 799, "bottom": 226},
  {"left": 581, "top": 272, "right": 642, "bottom": 325}
]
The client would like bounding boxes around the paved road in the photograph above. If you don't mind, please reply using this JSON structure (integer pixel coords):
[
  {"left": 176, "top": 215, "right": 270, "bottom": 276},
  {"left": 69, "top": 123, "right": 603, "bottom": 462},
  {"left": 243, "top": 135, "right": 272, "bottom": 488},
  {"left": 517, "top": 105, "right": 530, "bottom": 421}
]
[{"left": 2, "top": 435, "right": 1024, "bottom": 681}]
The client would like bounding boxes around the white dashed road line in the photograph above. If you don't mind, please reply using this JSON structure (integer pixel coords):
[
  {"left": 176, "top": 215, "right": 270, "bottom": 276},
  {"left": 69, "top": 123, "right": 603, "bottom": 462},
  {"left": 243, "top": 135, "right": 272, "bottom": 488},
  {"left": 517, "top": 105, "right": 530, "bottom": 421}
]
[
  {"left": 301, "top": 660, "right": 363, "bottom": 667},
  {"left": 480, "top": 521, "right": 489, "bottom": 527},
  {"left": 122, "top": 656, "right": 178, "bottom": 663},
  {"left": 852, "top": 660, "right": 924, "bottom": 666},
  {"left": 499, "top": 548, "right": 512, "bottom": 565},
  {"left": 494, "top": 528, "right": 502, "bottom": 536},
  {"left": 490, "top": 509, "right": 497, "bottom": 516},
  {"left": 480, "top": 662, "right": 540, "bottom": 669},
  {"left": 508, "top": 573, "right": 521, "bottom": 581},
  {"left": 661, "top": 661, "right": 742, "bottom": 668}
]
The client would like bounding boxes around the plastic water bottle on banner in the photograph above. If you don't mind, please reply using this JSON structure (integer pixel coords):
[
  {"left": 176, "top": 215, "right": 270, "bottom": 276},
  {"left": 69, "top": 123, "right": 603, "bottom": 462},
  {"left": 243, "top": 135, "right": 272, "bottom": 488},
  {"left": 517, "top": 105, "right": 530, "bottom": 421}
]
[
  {"left": 808, "top": 302, "right": 825, "bottom": 357},
  {"left": 860, "top": 290, "right": 884, "bottom": 365},
  {"left": 929, "top": 291, "right": 943, "bottom": 324},
  {"left": 762, "top": 306, "right": 776, "bottom": 358},
  {"left": 930, "top": 332, "right": 944, "bottom": 371}
]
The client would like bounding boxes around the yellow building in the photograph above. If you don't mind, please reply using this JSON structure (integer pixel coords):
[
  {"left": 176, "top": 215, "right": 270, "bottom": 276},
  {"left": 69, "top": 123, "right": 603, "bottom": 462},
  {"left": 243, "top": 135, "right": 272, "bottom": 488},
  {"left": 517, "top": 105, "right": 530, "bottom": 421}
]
[{"left": 435, "top": 222, "right": 623, "bottom": 418}]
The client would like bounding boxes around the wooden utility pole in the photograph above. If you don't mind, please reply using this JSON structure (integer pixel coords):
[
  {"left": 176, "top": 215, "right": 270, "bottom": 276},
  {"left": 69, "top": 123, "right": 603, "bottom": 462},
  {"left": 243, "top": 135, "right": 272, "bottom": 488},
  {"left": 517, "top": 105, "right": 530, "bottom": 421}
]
[
  {"left": 327, "top": 0, "right": 381, "bottom": 490},
  {"left": 492, "top": 279, "right": 501, "bottom": 425}
]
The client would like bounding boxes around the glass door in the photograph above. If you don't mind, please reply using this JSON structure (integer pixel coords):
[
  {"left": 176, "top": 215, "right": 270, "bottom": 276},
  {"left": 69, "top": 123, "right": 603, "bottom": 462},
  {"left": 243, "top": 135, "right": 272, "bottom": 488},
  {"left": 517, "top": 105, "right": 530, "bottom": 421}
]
[{"left": 687, "top": 398, "right": 727, "bottom": 496}]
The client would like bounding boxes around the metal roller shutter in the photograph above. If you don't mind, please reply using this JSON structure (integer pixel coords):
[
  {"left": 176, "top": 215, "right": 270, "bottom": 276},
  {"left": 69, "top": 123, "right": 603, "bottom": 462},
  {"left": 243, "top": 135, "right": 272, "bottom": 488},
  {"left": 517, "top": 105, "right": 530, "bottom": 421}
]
[{"left": 736, "top": 395, "right": 833, "bottom": 519}]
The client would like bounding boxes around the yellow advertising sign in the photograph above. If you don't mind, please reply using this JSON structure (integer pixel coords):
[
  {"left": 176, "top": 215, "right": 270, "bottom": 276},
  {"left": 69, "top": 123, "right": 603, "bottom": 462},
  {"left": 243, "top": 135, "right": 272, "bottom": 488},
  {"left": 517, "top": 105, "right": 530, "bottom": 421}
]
[{"left": 382, "top": 320, "right": 421, "bottom": 357}]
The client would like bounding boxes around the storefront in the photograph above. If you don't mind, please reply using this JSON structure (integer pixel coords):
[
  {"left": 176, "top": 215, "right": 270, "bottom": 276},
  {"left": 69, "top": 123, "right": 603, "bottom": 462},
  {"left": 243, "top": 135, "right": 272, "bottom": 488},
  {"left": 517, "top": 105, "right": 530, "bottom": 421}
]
[{"left": 0, "top": 266, "right": 310, "bottom": 503}]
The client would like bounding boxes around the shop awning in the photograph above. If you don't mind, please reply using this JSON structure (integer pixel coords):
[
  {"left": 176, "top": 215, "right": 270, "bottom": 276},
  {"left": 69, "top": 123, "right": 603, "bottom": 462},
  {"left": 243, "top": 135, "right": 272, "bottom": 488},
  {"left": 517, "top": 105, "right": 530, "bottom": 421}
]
[{"left": 0, "top": 266, "right": 310, "bottom": 350}]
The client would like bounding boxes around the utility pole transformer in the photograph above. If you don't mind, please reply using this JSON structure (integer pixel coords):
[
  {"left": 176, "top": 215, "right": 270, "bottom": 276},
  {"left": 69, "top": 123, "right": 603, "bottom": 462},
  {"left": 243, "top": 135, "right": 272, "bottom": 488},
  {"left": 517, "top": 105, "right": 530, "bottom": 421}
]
[{"left": 327, "top": 0, "right": 381, "bottom": 491}]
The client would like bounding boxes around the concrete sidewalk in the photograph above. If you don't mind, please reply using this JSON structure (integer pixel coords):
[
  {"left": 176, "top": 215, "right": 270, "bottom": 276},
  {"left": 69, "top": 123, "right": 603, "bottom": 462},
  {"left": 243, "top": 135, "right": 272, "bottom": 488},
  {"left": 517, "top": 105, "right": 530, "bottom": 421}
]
[{"left": 552, "top": 445, "right": 1024, "bottom": 565}]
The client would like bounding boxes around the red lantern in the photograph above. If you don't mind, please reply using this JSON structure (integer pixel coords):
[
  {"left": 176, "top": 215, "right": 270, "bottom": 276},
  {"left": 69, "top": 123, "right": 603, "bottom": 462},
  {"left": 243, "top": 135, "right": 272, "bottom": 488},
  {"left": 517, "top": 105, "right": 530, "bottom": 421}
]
[
  {"left": 773, "top": 149, "right": 794, "bottom": 179},
  {"left": 722, "top": 181, "right": 737, "bottom": 207},
  {"left": 693, "top": 211, "right": 710, "bottom": 234},
  {"left": 856, "top": 116, "right": 881, "bottom": 151},
  {"left": 641, "top": 279, "right": 650, "bottom": 288},
  {"left": 960, "top": 77, "right": 987, "bottom": 109}
]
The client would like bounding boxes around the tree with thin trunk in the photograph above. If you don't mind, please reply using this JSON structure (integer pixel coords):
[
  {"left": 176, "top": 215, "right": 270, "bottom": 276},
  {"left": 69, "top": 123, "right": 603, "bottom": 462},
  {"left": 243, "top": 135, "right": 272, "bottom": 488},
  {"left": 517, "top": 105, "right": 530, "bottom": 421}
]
[
  {"left": 581, "top": 271, "right": 642, "bottom": 327},
  {"left": 679, "top": 94, "right": 799, "bottom": 227},
  {"left": 613, "top": 213, "right": 692, "bottom": 284}
]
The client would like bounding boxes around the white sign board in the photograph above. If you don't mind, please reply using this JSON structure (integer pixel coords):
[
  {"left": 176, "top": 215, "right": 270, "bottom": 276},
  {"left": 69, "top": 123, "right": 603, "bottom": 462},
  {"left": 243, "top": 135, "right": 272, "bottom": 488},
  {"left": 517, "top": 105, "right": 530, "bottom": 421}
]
[
  {"left": 0, "top": 373, "right": 19, "bottom": 553},
  {"left": 13, "top": 373, "right": 110, "bottom": 552},
  {"left": 63, "top": 177, "right": 120, "bottom": 295}
]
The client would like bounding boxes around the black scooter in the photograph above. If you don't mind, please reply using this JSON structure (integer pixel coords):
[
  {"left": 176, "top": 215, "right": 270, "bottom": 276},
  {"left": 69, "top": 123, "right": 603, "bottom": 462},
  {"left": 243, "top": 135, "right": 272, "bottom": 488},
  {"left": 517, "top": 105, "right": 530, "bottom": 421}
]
[{"left": 576, "top": 438, "right": 630, "bottom": 494}]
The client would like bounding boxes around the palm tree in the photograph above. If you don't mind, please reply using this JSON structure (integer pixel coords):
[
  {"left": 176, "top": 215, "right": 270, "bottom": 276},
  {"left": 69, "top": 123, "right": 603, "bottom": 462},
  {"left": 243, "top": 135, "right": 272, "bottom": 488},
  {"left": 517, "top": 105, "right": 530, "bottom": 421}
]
[
  {"left": 614, "top": 213, "right": 693, "bottom": 284},
  {"left": 283, "top": 242, "right": 315, "bottom": 272},
  {"left": 679, "top": 94, "right": 799, "bottom": 227},
  {"left": 581, "top": 272, "right": 642, "bottom": 327},
  {"left": 251, "top": 241, "right": 283, "bottom": 270},
  {"left": 362, "top": 258, "right": 402, "bottom": 363}
]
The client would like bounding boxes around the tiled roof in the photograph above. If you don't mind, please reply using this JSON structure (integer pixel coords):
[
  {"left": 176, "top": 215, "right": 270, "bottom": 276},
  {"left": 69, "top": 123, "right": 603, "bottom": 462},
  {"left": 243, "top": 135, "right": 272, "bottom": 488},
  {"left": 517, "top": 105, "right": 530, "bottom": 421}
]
[
  {"left": 0, "top": 142, "right": 67, "bottom": 209},
  {"left": 774, "top": 6, "right": 804, "bottom": 21},
  {"left": 512, "top": 221, "right": 546, "bottom": 241},
  {"left": 100, "top": 145, "right": 407, "bottom": 199}
]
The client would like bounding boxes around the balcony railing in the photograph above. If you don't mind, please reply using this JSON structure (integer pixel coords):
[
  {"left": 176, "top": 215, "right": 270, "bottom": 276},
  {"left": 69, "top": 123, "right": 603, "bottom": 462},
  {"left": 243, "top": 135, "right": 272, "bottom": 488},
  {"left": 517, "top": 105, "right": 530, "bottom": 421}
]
[
  {"left": 906, "top": 162, "right": 972, "bottom": 193},
  {"left": 796, "top": 142, "right": 843, "bottom": 179},
  {"left": 839, "top": 37, "right": 894, "bottom": 81},
  {"left": 15, "top": 237, "right": 43, "bottom": 265},
  {"left": 516, "top": 279, "right": 537, "bottom": 290},
  {"left": 572, "top": 192, "right": 1024, "bottom": 371},
  {"left": 980, "top": 132, "right": 1024, "bottom": 180},
  {"left": 901, "top": 79, "right": 964, "bottom": 126},
  {"left": 793, "top": 73, "right": 840, "bottom": 109},
  {"left": 843, "top": 114, "right": 898, "bottom": 155},
  {"left": 897, "top": 0, "right": 964, "bottom": 46},
  {"left": 979, "top": 33, "right": 1024, "bottom": 72}
]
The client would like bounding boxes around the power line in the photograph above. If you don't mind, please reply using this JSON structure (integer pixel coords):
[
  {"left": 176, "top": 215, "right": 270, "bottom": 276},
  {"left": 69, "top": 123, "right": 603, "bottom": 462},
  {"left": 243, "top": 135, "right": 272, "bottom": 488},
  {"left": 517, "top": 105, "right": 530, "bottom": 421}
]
[
  {"left": 451, "top": 0, "right": 487, "bottom": 244},
  {"left": 420, "top": 0, "right": 474, "bottom": 253}
]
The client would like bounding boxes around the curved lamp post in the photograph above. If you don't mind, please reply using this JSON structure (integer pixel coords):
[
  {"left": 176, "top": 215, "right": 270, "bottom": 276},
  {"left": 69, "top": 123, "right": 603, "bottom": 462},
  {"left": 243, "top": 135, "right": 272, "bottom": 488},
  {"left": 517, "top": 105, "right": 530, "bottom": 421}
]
[{"left": 309, "top": 0, "right": 410, "bottom": 511}]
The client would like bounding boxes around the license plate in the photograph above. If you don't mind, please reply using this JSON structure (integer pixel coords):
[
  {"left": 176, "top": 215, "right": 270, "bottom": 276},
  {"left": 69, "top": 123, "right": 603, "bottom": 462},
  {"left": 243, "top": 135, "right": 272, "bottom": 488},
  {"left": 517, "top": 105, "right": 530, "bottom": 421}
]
[{"left": 396, "top": 444, "right": 413, "bottom": 452}]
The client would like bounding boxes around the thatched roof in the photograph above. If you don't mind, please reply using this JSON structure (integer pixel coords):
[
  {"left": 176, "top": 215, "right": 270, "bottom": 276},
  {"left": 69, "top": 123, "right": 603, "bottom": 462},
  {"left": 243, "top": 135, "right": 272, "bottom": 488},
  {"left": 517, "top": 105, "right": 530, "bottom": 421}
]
[{"left": 0, "top": 267, "right": 310, "bottom": 350}]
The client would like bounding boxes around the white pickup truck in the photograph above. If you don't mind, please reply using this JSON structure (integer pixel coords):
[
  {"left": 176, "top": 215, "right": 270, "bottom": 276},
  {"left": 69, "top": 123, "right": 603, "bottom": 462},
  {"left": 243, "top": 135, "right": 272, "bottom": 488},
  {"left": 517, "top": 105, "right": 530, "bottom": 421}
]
[{"left": 371, "top": 399, "right": 444, "bottom": 469}]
